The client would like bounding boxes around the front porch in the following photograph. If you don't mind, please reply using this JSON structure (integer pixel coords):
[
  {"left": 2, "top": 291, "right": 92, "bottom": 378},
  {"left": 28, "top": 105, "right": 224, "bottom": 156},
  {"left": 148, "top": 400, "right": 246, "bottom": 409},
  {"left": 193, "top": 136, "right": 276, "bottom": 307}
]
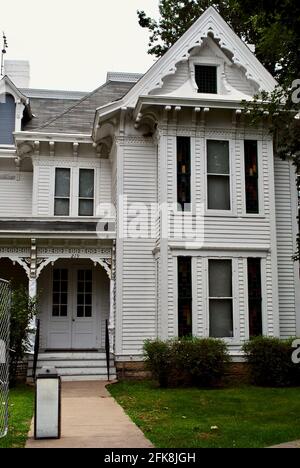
[{"left": 0, "top": 240, "right": 116, "bottom": 381}]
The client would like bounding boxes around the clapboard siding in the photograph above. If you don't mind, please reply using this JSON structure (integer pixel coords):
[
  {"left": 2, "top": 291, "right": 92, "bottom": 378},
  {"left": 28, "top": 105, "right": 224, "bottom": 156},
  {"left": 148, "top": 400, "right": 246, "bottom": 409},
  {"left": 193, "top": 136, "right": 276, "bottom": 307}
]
[
  {"left": 35, "top": 165, "right": 52, "bottom": 216},
  {"left": 0, "top": 172, "right": 32, "bottom": 216},
  {"left": 99, "top": 159, "right": 112, "bottom": 207},
  {"left": 274, "top": 157, "right": 297, "bottom": 337},
  {"left": 121, "top": 143, "right": 158, "bottom": 353},
  {"left": 153, "top": 62, "right": 189, "bottom": 95},
  {"left": 225, "top": 64, "right": 254, "bottom": 96}
]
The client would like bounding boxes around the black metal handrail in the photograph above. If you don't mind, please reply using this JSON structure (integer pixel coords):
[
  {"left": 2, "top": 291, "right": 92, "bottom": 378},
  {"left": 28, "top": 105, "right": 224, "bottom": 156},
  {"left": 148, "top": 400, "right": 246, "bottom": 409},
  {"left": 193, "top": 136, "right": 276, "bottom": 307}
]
[
  {"left": 105, "top": 319, "right": 110, "bottom": 381},
  {"left": 32, "top": 318, "right": 40, "bottom": 380}
]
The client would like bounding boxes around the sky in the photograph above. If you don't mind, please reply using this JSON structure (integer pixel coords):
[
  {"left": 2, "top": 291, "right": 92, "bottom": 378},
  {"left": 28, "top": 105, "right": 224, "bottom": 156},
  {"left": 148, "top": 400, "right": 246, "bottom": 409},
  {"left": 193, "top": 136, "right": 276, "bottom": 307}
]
[{"left": 0, "top": 0, "right": 160, "bottom": 91}]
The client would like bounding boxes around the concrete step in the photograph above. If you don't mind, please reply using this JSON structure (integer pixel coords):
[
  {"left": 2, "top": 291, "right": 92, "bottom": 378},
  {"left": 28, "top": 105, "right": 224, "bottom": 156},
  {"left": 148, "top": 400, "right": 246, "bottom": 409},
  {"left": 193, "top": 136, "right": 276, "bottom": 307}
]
[
  {"left": 27, "top": 351, "right": 117, "bottom": 382},
  {"left": 60, "top": 375, "right": 117, "bottom": 382},
  {"left": 36, "top": 352, "right": 110, "bottom": 360},
  {"left": 28, "top": 360, "right": 115, "bottom": 369}
]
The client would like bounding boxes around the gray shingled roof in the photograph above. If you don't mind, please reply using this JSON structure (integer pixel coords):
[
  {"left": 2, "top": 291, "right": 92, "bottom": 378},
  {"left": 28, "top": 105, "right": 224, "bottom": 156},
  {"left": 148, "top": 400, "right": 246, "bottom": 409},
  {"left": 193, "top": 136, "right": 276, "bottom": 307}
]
[{"left": 24, "top": 80, "right": 135, "bottom": 135}]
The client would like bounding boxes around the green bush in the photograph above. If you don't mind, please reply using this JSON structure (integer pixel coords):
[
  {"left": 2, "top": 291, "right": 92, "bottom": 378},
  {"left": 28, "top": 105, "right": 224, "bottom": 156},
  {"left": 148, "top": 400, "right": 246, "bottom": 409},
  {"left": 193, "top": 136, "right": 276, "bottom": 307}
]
[
  {"left": 243, "top": 336, "right": 300, "bottom": 387},
  {"left": 144, "top": 337, "right": 230, "bottom": 388},
  {"left": 9, "top": 286, "right": 36, "bottom": 387}
]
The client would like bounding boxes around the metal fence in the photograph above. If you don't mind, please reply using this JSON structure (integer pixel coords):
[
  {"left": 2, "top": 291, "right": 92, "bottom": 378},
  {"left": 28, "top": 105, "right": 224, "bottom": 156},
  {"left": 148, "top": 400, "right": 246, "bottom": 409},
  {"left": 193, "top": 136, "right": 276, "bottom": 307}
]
[{"left": 0, "top": 279, "right": 10, "bottom": 438}]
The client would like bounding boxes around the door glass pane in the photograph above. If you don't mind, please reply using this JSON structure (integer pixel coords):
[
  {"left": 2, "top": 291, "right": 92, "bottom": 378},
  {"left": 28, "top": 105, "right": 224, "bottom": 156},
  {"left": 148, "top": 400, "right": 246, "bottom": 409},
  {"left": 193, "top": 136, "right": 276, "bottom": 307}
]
[
  {"left": 79, "top": 169, "right": 94, "bottom": 198},
  {"left": 79, "top": 199, "right": 94, "bottom": 216},
  {"left": 52, "top": 269, "right": 68, "bottom": 317},
  {"left": 77, "top": 270, "right": 93, "bottom": 318},
  {"left": 54, "top": 199, "right": 70, "bottom": 216},
  {"left": 207, "top": 141, "right": 229, "bottom": 174},
  {"left": 208, "top": 176, "right": 230, "bottom": 210},
  {"left": 209, "top": 300, "right": 233, "bottom": 338},
  {"left": 209, "top": 260, "right": 232, "bottom": 297},
  {"left": 55, "top": 169, "right": 70, "bottom": 197}
]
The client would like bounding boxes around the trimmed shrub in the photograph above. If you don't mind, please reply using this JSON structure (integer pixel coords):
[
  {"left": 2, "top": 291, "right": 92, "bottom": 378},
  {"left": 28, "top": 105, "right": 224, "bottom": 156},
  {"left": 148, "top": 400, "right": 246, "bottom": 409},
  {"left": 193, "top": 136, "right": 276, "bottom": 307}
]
[
  {"left": 144, "top": 337, "right": 230, "bottom": 388},
  {"left": 243, "top": 336, "right": 300, "bottom": 387},
  {"left": 143, "top": 339, "right": 171, "bottom": 387}
]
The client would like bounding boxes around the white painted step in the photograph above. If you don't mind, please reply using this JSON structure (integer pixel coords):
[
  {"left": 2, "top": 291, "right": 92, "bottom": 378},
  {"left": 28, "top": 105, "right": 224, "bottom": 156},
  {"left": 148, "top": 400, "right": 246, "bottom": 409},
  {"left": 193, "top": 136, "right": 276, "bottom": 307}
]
[{"left": 28, "top": 360, "right": 115, "bottom": 369}]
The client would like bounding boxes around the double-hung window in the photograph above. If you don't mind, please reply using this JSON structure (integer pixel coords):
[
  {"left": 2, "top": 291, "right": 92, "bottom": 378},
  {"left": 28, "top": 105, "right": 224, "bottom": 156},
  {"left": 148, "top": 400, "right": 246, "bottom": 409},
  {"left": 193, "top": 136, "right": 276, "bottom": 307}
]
[
  {"left": 207, "top": 140, "right": 231, "bottom": 211},
  {"left": 54, "top": 168, "right": 71, "bottom": 216},
  {"left": 177, "top": 137, "right": 191, "bottom": 211},
  {"left": 79, "top": 169, "right": 95, "bottom": 216},
  {"left": 178, "top": 257, "right": 192, "bottom": 337},
  {"left": 245, "top": 140, "right": 259, "bottom": 214},
  {"left": 209, "top": 260, "right": 233, "bottom": 338},
  {"left": 54, "top": 168, "right": 95, "bottom": 217}
]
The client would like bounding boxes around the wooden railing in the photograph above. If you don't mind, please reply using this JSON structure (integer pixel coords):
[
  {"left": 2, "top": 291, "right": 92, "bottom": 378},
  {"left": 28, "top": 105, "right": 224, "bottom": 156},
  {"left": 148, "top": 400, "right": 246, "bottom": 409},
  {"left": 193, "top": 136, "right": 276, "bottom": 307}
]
[{"left": 105, "top": 319, "right": 110, "bottom": 381}]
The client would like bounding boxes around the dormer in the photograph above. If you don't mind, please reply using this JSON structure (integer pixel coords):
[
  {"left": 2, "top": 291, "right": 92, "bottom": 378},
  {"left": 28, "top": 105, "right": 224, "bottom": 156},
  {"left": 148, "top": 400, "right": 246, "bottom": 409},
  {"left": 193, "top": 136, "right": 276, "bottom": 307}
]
[{"left": 0, "top": 75, "right": 31, "bottom": 147}]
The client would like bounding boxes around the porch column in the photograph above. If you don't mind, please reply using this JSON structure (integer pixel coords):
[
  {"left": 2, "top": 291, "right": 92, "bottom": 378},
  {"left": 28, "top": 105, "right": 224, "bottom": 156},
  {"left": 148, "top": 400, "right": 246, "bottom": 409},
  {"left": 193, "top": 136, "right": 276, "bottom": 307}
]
[
  {"left": 27, "top": 239, "right": 38, "bottom": 354},
  {"left": 108, "top": 242, "right": 116, "bottom": 354}
]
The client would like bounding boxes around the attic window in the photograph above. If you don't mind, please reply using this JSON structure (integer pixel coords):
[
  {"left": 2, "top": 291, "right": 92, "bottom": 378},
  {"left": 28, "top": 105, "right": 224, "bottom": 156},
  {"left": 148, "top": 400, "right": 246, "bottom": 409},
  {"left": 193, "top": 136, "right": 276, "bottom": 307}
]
[
  {"left": 0, "top": 94, "right": 16, "bottom": 145},
  {"left": 195, "top": 65, "right": 217, "bottom": 94}
]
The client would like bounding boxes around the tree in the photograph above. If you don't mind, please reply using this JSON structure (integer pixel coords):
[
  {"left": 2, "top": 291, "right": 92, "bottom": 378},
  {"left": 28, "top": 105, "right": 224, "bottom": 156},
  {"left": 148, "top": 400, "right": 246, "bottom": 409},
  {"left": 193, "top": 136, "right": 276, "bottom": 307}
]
[
  {"left": 9, "top": 286, "right": 36, "bottom": 386},
  {"left": 138, "top": 0, "right": 300, "bottom": 85}
]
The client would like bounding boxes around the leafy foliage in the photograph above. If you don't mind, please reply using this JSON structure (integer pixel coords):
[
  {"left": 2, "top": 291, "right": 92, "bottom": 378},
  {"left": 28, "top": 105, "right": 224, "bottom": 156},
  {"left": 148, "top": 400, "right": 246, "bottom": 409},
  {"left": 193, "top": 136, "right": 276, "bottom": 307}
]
[
  {"left": 243, "top": 336, "right": 300, "bottom": 387},
  {"left": 9, "top": 287, "right": 36, "bottom": 387},
  {"left": 144, "top": 337, "right": 230, "bottom": 387}
]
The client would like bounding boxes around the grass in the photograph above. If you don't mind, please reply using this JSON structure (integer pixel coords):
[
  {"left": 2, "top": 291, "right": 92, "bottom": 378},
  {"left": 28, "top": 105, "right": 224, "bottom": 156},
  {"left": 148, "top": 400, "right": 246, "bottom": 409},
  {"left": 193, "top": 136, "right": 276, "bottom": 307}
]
[
  {"left": 0, "top": 385, "right": 34, "bottom": 449},
  {"left": 109, "top": 381, "right": 300, "bottom": 448}
]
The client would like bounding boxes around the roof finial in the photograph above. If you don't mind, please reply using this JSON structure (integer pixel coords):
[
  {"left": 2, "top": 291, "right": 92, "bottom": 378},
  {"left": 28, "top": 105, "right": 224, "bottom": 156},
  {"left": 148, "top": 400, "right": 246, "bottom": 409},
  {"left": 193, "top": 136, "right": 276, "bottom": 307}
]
[{"left": 1, "top": 32, "right": 8, "bottom": 77}]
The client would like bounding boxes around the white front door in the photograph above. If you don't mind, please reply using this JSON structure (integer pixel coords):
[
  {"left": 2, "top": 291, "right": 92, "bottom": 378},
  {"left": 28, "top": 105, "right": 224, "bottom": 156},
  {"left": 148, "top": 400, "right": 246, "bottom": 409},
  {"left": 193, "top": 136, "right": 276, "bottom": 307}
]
[{"left": 47, "top": 265, "right": 98, "bottom": 350}]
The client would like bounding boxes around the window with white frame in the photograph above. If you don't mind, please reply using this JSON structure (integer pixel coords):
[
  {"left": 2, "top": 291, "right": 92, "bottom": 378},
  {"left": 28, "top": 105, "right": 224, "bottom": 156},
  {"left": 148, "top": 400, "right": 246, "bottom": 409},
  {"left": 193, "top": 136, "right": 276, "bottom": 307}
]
[
  {"left": 195, "top": 65, "right": 218, "bottom": 94},
  {"left": 209, "top": 259, "right": 233, "bottom": 338},
  {"left": 0, "top": 94, "right": 16, "bottom": 145},
  {"left": 78, "top": 169, "right": 94, "bottom": 216},
  {"left": 54, "top": 168, "right": 71, "bottom": 216},
  {"left": 244, "top": 140, "right": 259, "bottom": 214},
  {"left": 207, "top": 140, "right": 231, "bottom": 211}
]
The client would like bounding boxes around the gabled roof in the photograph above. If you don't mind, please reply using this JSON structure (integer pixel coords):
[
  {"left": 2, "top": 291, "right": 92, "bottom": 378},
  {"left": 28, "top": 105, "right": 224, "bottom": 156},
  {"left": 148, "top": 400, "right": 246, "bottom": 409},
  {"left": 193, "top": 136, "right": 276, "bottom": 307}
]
[
  {"left": 0, "top": 75, "right": 29, "bottom": 105},
  {"left": 94, "top": 6, "right": 278, "bottom": 126}
]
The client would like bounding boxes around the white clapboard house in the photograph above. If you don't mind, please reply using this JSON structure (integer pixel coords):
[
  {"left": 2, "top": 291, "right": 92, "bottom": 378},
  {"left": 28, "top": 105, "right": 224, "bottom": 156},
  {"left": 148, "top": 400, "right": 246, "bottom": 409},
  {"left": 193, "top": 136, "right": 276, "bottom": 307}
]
[{"left": 0, "top": 7, "right": 299, "bottom": 380}]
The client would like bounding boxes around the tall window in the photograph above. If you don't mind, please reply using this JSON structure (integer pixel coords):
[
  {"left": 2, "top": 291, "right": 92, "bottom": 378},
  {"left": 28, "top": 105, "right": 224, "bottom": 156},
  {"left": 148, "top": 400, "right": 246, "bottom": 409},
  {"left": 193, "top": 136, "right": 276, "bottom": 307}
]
[
  {"left": 79, "top": 169, "right": 94, "bottom": 216},
  {"left": 207, "top": 140, "right": 231, "bottom": 210},
  {"left": 52, "top": 269, "right": 68, "bottom": 317},
  {"left": 0, "top": 94, "right": 16, "bottom": 145},
  {"left": 209, "top": 260, "right": 233, "bottom": 338},
  {"left": 247, "top": 258, "right": 262, "bottom": 337},
  {"left": 195, "top": 65, "right": 217, "bottom": 94},
  {"left": 178, "top": 257, "right": 192, "bottom": 337},
  {"left": 245, "top": 141, "right": 259, "bottom": 214},
  {"left": 77, "top": 270, "right": 93, "bottom": 318},
  {"left": 54, "top": 168, "right": 71, "bottom": 216},
  {"left": 177, "top": 137, "right": 191, "bottom": 211}
]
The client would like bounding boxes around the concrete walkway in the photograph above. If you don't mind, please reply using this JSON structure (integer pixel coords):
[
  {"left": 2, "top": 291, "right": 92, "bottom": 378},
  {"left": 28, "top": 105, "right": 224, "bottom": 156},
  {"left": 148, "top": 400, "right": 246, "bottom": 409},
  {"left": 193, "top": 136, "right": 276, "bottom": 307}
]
[
  {"left": 26, "top": 381, "right": 153, "bottom": 449},
  {"left": 270, "top": 440, "right": 300, "bottom": 449}
]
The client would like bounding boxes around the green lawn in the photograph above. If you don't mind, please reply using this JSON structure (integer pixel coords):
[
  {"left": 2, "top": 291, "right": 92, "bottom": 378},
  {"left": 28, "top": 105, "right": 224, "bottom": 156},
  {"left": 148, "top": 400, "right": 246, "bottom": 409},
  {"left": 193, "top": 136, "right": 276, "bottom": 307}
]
[
  {"left": 0, "top": 385, "right": 34, "bottom": 449},
  {"left": 109, "top": 381, "right": 300, "bottom": 448}
]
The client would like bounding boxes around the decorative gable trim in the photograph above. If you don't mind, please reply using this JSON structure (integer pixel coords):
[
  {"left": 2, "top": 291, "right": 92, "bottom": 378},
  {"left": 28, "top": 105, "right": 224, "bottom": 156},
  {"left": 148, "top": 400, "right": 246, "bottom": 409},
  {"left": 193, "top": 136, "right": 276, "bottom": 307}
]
[{"left": 123, "top": 7, "right": 277, "bottom": 108}]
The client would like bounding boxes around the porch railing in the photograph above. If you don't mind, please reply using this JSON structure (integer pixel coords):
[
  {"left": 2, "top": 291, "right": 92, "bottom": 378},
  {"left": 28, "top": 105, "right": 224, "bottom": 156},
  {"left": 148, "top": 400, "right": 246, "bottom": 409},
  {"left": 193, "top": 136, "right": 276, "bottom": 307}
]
[
  {"left": 105, "top": 319, "right": 110, "bottom": 381},
  {"left": 32, "top": 319, "right": 40, "bottom": 380}
]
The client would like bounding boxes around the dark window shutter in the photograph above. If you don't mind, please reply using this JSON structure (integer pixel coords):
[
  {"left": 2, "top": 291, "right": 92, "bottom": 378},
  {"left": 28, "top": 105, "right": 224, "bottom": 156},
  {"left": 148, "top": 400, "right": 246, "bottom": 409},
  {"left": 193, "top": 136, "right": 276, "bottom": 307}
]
[{"left": 0, "top": 94, "right": 16, "bottom": 145}]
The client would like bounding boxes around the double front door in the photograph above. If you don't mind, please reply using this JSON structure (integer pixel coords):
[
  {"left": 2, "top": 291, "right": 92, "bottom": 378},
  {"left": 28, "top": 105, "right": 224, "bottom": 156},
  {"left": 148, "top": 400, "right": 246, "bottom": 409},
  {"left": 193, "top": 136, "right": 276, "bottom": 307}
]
[{"left": 47, "top": 266, "right": 98, "bottom": 350}]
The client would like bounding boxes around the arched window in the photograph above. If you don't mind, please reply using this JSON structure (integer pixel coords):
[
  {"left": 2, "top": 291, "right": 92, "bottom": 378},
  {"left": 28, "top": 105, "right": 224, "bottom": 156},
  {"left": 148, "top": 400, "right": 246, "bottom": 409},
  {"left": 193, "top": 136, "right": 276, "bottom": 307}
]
[{"left": 0, "top": 94, "right": 16, "bottom": 145}]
